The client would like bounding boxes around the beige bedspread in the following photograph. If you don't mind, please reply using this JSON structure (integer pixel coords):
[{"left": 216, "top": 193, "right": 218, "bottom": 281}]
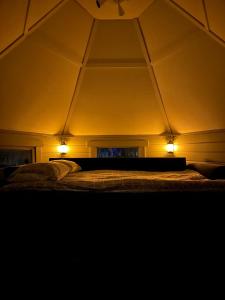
[{"left": 1, "top": 169, "right": 225, "bottom": 192}]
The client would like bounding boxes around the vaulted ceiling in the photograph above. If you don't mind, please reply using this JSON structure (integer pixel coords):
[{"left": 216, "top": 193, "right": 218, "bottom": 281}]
[{"left": 0, "top": 0, "right": 225, "bottom": 135}]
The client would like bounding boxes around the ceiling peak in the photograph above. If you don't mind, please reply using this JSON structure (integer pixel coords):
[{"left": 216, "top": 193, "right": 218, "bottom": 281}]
[{"left": 75, "top": 0, "right": 155, "bottom": 20}]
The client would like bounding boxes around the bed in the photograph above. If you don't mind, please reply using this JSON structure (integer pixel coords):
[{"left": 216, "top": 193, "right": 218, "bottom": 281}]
[
  {"left": 1, "top": 157, "right": 224, "bottom": 268},
  {"left": 1, "top": 157, "right": 225, "bottom": 198}
]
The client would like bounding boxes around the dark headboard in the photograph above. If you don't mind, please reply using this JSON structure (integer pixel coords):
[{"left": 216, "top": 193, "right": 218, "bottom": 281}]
[{"left": 50, "top": 157, "right": 186, "bottom": 171}]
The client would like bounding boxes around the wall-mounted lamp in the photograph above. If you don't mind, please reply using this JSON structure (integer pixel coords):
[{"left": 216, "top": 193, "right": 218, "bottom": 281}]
[
  {"left": 57, "top": 137, "right": 69, "bottom": 155},
  {"left": 58, "top": 143, "right": 69, "bottom": 155},
  {"left": 165, "top": 135, "right": 177, "bottom": 154},
  {"left": 166, "top": 142, "right": 175, "bottom": 153}
]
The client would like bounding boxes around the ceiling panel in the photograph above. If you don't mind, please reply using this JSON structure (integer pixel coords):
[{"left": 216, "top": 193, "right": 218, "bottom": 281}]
[
  {"left": 27, "top": 0, "right": 62, "bottom": 29},
  {"left": 139, "top": 0, "right": 198, "bottom": 63},
  {"left": 0, "top": 0, "right": 28, "bottom": 52},
  {"left": 69, "top": 68, "right": 166, "bottom": 135},
  {"left": 172, "top": 0, "right": 206, "bottom": 24},
  {"left": 88, "top": 20, "right": 145, "bottom": 63},
  {"left": 32, "top": 0, "right": 93, "bottom": 65},
  {"left": 153, "top": 30, "right": 225, "bottom": 133},
  {"left": 0, "top": 37, "right": 80, "bottom": 134},
  {"left": 205, "top": 0, "right": 225, "bottom": 42}
]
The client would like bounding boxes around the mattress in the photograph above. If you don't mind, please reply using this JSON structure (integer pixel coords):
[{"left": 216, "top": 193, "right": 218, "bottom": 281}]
[{"left": 1, "top": 169, "right": 225, "bottom": 193}]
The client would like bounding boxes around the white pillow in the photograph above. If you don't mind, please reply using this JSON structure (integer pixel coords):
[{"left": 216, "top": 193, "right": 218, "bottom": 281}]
[
  {"left": 51, "top": 160, "right": 81, "bottom": 173},
  {"left": 8, "top": 162, "right": 70, "bottom": 182}
]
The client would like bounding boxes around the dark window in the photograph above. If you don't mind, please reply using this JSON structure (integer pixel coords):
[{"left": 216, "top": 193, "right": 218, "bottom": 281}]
[
  {"left": 97, "top": 147, "right": 138, "bottom": 158},
  {"left": 0, "top": 148, "right": 33, "bottom": 167}
]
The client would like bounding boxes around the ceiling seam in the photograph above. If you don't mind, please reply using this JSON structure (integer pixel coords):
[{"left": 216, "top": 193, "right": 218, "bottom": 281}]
[
  {"left": 181, "top": 129, "right": 225, "bottom": 136},
  {"left": 23, "top": 0, "right": 31, "bottom": 34},
  {"left": 0, "top": 0, "right": 32, "bottom": 58},
  {"left": 0, "top": 129, "right": 58, "bottom": 138},
  {"left": 32, "top": 32, "right": 83, "bottom": 66},
  {"left": 28, "top": 0, "right": 68, "bottom": 31},
  {"left": 0, "top": 0, "right": 70, "bottom": 60},
  {"left": 135, "top": 18, "right": 173, "bottom": 135},
  {"left": 72, "top": 0, "right": 94, "bottom": 19},
  {"left": 202, "top": 0, "right": 210, "bottom": 31},
  {"left": 167, "top": 0, "right": 225, "bottom": 49},
  {"left": 61, "top": 18, "right": 97, "bottom": 135},
  {"left": 0, "top": 34, "right": 25, "bottom": 57},
  {"left": 169, "top": 0, "right": 205, "bottom": 26},
  {"left": 151, "top": 29, "right": 197, "bottom": 67},
  {"left": 85, "top": 62, "right": 147, "bottom": 68},
  {"left": 60, "top": 68, "right": 84, "bottom": 135}
]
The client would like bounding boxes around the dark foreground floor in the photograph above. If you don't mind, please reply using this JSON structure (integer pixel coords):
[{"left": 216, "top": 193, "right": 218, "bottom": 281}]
[{"left": 1, "top": 191, "right": 224, "bottom": 278}]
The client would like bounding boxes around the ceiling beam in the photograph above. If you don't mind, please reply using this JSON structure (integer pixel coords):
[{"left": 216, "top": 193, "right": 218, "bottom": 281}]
[
  {"left": 84, "top": 61, "right": 147, "bottom": 69},
  {"left": 61, "top": 19, "right": 97, "bottom": 135},
  {"left": 134, "top": 18, "right": 173, "bottom": 135}
]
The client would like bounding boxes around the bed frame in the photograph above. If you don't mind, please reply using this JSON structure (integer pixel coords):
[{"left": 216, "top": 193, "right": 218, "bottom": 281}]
[
  {"left": 49, "top": 157, "right": 187, "bottom": 171},
  {"left": 1, "top": 157, "right": 224, "bottom": 201}
]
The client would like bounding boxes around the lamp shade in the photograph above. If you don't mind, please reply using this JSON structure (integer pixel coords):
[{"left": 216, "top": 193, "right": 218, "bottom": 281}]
[
  {"left": 166, "top": 143, "right": 175, "bottom": 153},
  {"left": 57, "top": 143, "right": 69, "bottom": 154}
]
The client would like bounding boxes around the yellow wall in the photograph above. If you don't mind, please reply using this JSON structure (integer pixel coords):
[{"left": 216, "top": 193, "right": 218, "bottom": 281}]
[
  {"left": 0, "top": 131, "right": 177, "bottom": 162},
  {"left": 1, "top": 130, "right": 224, "bottom": 163},
  {"left": 175, "top": 130, "right": 225, "bottom": 163}
]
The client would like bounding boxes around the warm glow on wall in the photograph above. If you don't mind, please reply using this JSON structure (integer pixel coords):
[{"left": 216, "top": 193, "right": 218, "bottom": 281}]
[{"left": 57, "top": 143, "right": 69, "bottom": 154}]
